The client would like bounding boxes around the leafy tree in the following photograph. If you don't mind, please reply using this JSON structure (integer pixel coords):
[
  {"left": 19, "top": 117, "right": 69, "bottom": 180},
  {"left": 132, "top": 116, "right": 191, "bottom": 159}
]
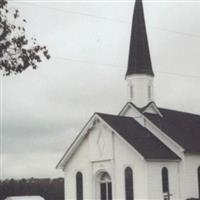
[
  {"left": 0, "top": 0, "right": 50, "bottom": 76},
  {"left": 0, "top": 178, "right": 64, "bottom": 200}
]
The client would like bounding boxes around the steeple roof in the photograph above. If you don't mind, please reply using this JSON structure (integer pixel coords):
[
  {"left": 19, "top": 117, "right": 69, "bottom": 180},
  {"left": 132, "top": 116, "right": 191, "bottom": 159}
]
[{"left": 126, "top": 0, "right": 154, "bottom": 77}]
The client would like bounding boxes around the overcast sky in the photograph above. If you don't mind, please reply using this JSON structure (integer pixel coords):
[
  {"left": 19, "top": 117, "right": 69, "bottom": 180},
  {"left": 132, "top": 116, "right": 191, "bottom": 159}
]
[{"left": 1, "top": 0, "right": 200, "bottom": 179}]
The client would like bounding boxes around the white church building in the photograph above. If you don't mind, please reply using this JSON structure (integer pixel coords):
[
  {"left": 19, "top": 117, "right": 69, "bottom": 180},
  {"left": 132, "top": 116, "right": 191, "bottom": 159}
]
[{"left": 57, "top": 0, "right": 200, "bottom": 199}]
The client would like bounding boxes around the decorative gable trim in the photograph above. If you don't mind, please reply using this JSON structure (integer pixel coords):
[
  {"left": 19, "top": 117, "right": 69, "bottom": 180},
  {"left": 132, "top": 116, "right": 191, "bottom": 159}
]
[
  {"left": 119, "top": 102, "right": 141, "bottom": 117},
  {"left": 119, "top": 102, "right": 185, "bottom": 159},
  {"left": 141, "top": 101, "right": 163, "bottom": 117},
  {"left": 98, "top": 116, "right": 145, "bottom": 161},
  {"left": 56, "top": 113, "right": 145, "bottom": 170},
  {"left": 142, "top": 117, "right": 185, "bottom": 158},
  {"left": 56, "top": 113, "right": 97, "bottom": 170}
]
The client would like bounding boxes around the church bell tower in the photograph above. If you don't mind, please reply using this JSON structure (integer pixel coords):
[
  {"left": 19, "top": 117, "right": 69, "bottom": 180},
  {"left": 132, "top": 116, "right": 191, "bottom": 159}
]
[{"left": 126, "top": 0, "right": 154, "bottom": 108}]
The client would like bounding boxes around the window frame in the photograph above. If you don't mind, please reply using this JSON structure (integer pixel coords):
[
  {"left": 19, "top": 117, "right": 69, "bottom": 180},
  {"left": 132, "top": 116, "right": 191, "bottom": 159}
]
[
  {"left": 76, "top": 171, "right": 83, "bottom": 200},
  {"left": 125, "top": 167, "right": 134, "bottom": 200},
  {"left": 148, "top": 84, "right": 152, "bottom": 101},
  {"left": 98, "top": 172, "right": 112, "bottom": 200},
  {"left": 162, "top": 167, "right": 169, "bottom": 194},
  {"left": 130, "top": 85, "right": 134, "bottom": 100}
]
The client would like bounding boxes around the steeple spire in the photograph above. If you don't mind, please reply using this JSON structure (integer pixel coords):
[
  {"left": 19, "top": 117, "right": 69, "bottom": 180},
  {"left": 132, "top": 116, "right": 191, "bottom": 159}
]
[
  {"left": 126, "top": 0, "right": 154, "bottom": 77},
  {"left": 125, "top": 0, "right": 155, "bottom": 107}
]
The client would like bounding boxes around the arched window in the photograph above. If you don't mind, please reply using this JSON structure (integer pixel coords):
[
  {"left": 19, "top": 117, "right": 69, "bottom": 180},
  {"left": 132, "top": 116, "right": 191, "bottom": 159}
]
[
  {"left": 148, "top": 85, "right": 152, "bottom": 101},
  {"left": 99, "top": 172, "right": 112, "bottom": 200},
  {"left": 76, "top": 172, "right": 83, "bottom": 200},
  {"left": 162, "top": 167, "right": 169, "bottom": 194},
  {"left": 130, "top": 85, "right": 134, "bottom": 100},
  {"left": 198, "top": 166, "right": 200, "bottom": 198},
  {"left": 125, "top": 167, "right": 134, "bottom": 200}
]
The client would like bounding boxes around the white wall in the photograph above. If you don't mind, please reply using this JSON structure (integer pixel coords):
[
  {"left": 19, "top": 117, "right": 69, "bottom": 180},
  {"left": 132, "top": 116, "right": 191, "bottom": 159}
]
[
  {"left": 63, "top": 120, "right": 148, "bottom": 200},
  {"left": 89, "top": 123, "right": 113, "bottom": 162},
  {"left": 147, "top": 161, "right": 180, "bottom": 200},
  {"left": 146, "top": 155, "right": 200, "bottom": 200},
  {"left": 62, "top": 115, "right": 200, "bottom": 200},
  {"left": 180, "top": 154, "right": 200, "bottom": 200},
  {"left": 113, "top": 134, "right": 148, "bottom": 199},
  {"left": 63, "top": 134, "right": 93, "bottom": 200}
]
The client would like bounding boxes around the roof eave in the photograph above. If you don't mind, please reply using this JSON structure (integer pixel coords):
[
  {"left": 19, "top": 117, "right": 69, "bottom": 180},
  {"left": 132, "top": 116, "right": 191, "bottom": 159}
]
[
  {"left": 56, "top": 113, "right": 98, "bottom": 170},
  {"left": 125, "top": 73, "right": 154, "bottom": 80},
  {"left": 146, "top": 158, "right": 181, "bottom": 162}
]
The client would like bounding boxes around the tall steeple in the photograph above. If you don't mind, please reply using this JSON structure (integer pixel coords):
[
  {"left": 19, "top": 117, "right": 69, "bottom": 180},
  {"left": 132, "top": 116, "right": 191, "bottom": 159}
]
[
  {"left": 126, "top": 0, "right": 155, "bottom": 107},
  {"left": 126, "top": 0, "right": 154, "bottom": 77}
]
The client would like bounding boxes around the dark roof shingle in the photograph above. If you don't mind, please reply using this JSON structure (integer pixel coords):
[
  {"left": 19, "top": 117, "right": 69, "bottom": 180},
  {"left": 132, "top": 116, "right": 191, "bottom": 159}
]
[
  {"left": 97, "top": 113, "right": 179, "bottom": 160},
  {"left": 145, "top": 108, "right": 200, "bottom": 154}
]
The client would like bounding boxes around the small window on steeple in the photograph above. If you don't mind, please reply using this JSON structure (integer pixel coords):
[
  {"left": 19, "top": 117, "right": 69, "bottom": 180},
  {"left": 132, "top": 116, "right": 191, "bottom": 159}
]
[
  {"left": 148, "top": 85, "right": 152, "bottom": 101},
  {"left": 130, "top": 85, "right": 134, "bottom": 100}
]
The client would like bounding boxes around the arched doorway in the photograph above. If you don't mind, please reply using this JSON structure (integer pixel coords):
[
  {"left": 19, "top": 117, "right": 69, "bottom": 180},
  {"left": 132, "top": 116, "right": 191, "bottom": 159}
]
[{"left": 97, "top": 172, "right": 112, "bottom": 200}]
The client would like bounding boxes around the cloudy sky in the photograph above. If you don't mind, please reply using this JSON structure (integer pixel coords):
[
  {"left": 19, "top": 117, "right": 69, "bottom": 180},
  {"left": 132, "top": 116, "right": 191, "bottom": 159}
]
[{"left": 1, "top": 0, "right": 200, "bottom": 179}]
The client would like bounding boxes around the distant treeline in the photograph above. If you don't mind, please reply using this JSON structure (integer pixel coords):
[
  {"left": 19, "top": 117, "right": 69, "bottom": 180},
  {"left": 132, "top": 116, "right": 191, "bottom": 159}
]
[{"left": 0, "top": 178, "right": 64, "bottom": 200}]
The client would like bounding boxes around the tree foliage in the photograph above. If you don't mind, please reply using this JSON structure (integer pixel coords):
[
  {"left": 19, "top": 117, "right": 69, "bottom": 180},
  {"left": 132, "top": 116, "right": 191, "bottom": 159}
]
[
  {"left": 0, "top": 0, "right": 50, "bottom": 76},
  {"left": 0, "top": 178, "right": 64, "bottom": 200}
]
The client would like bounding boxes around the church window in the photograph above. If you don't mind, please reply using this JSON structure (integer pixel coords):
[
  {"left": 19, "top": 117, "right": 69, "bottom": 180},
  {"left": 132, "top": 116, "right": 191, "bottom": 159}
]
[
  {"left": 125, "top": 167, "right": 134, "bottom": 200},
  {"left": 99, "top": 172, "right": 112, "bottom": 200},
  {"left": 130, "top": 85, "right": 134, "bottom": 100},
  {"left": 198, "top": 166, "right": 200, "bottom": 198},
  {"left": 76, "top": 172, "right": 83, "bottom": 200},
  {"left": 148, "top": 85, "right": 152, "bottom": 100},
  {"left": 162, "top": 167, "right": 170, "bottom": 200}
]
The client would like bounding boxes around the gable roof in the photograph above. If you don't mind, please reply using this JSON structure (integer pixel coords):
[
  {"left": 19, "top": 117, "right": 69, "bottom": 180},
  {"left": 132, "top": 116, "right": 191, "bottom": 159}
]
[
  {"left": 141, "top": 101, "right": 163, "bottom": 116},
  {"left": 119, "top": 101, "right": 142, "bottom": 116},
  {"left": 98, "top": 113, "right": 180, "bottom": 160},
  {"left": 145, "top": 108, "right": 200, "bottom": 154},
  {"left": 57, "top": 111, "right": 180, "bottom": 169},
  {"left": 126, "top": 0, "right": 154, "bottom": 77}
]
